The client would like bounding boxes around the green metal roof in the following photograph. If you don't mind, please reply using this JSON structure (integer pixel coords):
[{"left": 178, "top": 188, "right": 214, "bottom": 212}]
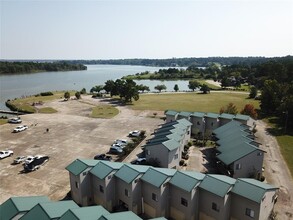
[
  {"left": 114, "top": 164, "right": 149, "bottom": 184},
  {"left": 213, "top": 120, "right": 244, "bottom": 135},
  {"left": 141, "top": 168, "right": 176, "bottom": 188},
  {"left": 176, "top": 118, "right": 193, "bottom": 126},
  {"left": 219, "top": 113, "right": 235, "bottom": 120},
  {"left": 235, "top": 114, "right": 250, "bottom": 121},
  {"left": 216, "top": 143, "right": 262, "bottom": 165},
  {"left": 90, "top": 161, "right": 123, "bottom": 180},
  {"left": 148, "top": 133, "right": 182, "bottom": 144},
  {"left": 232, "top": 178, "right": 278, "bottom": 203},
  {"left": 165, "top": 110, "right": 178, "bottom": 116},
  {"left": 216, "top": 135, "right": 254, "bottom": 147},
  {"left": 162, "top": 139, "right": 181, "bottom": 151},
  {"left": 155, "top": 127, "right": 186, "bottom": 136},
  {"left": 191, "top": 112, "right": 206, "bottom": 118},
  {"left": 66, "top": 159, "right": 99, "bottom": 176},
  {"left": 178, "top": 111, "right": 192, "bottom": 117},
  {"left": 21, "top": 201, "right": 79, "bottom": 220},
  {"left": 199, "top": 174, "right": 236, "bottom": 197},
  {"left": 0, "top": 196, "right": 50, "bottom": 220},
  {"left": 59, "top": 206, "right": 110, "bottom": 220},
  {"left": 156, "top": 124, "right": 186, "bottom": 133},
  {"left": 205, "top": 113, "right": 219, "bottom": 118},
  {"left": 100, "top": 211, "right": 142, "bottom": 220},
  {"left": 169, "top": 171, "right": 205, "bottom": 192}
]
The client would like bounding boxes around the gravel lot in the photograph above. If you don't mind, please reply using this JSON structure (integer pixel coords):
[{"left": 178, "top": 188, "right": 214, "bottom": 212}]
[{"left": 0, "top": 96, "right": 163, "bottom": 203}]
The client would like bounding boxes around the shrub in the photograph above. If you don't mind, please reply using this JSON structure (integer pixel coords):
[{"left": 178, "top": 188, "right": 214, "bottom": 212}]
[
  {"left": 188, "top": 141, "right": 193, "bottom": 147},
  {"left": 179, "top": 160, "right": 185, "bottom": 166},
  {"left": 40, "top": 91, "right": 53, "bottom": 96},
  {"left": 75, "top": 91, "right": 81, "bottom": 99},
  {"left": 64, "top": 91, "right": 70, "bottom": 99},
  {"left": 80, "top": 88, "right": 86, "bottom": 94},
  {"left": 140, "top": 130, "right": 146, "bottom": 138}
]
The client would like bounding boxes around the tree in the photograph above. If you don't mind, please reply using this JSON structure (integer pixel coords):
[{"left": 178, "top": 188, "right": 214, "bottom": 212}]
[
  {"left": 241, "top": 104, "right": 258, "bottom": 119},
  {"left": 154, "top": 84, "right": 167, "bottom": 92},
  {"left": 220, "top": 103, "right": 238, "bottom": 114},
  {"left": 103, "top": 80, "right": 117, "bottom": 96},
  {"left": 188, "top": 80, "right": 200, "bottom": 91},
  {"left": 64, "top": 91, "right": 70, "bottom": 99},
  {"left": 90, "top": 85, "right": 104, "bottom": 94},
  {"left": 260, "top": 80, "right": 282, "bottom": 114},
  {"left": 137, "top": 84, "right": 150, "bottom": 93},
  {"left": 118, "top": 79, "right": 140, "bottom": 102},
  {"left": 174, "top": 84, "right": 179, "bottom": 92},
  {"left": 249, "top": 86, "right": 257, "bottom": 99},
  {"left": 80, "top": 88, "right": 86, "bottom": 94},
  {"left": 75, "top": 91, "right": 81, "bottom": 99},
  {"left": 200, "top": 84, "right": 210, "bottom": 94}
]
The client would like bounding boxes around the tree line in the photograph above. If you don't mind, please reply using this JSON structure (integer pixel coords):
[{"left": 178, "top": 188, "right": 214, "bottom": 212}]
[{"left": 0, "top": 61, "right": 87, "bottom": 74}]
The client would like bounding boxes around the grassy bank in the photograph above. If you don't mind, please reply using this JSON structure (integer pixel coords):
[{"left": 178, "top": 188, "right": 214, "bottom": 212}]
[
  {"left": 91, "top": 105, "right": 119, "bottom": 118},
  {"left": 132, "top": 92, "right": 259, "bottom": 113},
  {"left": 277, "top": 135, "right": 293, "bottom": 176}
]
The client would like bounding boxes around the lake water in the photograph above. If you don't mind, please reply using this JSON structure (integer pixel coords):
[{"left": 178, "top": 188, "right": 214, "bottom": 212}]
[{"left": 0, "top": 65, "right": 189, "bottom": 110}]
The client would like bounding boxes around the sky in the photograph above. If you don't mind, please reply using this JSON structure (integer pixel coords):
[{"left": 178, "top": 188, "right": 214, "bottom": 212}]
[{"left": 1, "top": 0, "right": 292, "bottom": 59}]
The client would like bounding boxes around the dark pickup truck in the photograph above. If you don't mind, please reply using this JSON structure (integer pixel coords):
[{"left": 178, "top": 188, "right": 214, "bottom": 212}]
[{"left": 94, "top": 154, "right": 112, "bottom": 161}]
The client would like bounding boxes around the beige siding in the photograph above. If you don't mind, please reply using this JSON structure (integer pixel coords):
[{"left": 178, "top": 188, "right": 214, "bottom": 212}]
[
  {"left": 232, "top": 150, "right": 264, "bottom": 178},
  {"left": 167, "top": 148, "right": 180, "bottom": 169},
  {"left": 145, "top": 144, "right": 169, "bottom": 168},
  {"left": 230, "top": 193, "right": 260, "bottom": 220},
  {"left": 142, "top": 181, "right": 170, "bottom": 218},
  {"left": 166, "top": 115, "right": 177, "bottom": 123},
  {"left": 190, "top": 116, "right": 205, "bottom": 135},
  {"left": 199, "top": 189, "right": 231, "bottom": 220},
  {"left": 204, "top": 118, "right": 220, "bottom": 133},
  {"left": 219, "top": 118, "right": 233, "bottom": 126},
  {"left": 170, "top": 185, "right": 199, "bottom": 220}
]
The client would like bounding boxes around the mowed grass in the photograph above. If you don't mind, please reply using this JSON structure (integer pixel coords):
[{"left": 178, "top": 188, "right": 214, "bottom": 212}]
[
  {"left": 8, "top": 91, "right": 76, "bottom": 113},
  {"left": 0, "top": 119, "right": 8, "bottom": 125},
  {"left": 132, "top": 92, "right": 259, "bottom": 113},
  {"left": 277, "top": 135, "right": 293, "bottom": 176},
  {"left": 91, "top": 105, "right": 119, "bottom": 118},
  {"left": 38, "top": 107, "right": 58, "bottom": 114}
]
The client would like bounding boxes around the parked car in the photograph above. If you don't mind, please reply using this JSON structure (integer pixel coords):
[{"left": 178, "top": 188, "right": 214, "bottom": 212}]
[
  {"left": 94, "top": 154, "right": 112, "bottom": 161},
  {"left": 23, "top": 155, "right": 49, "bottom": 172},
  {"left": 13, "top": 156, "right": 26, "bottom": 164},
  {"left": 109, "top": 146, "right": 123, "bottom": 154},
  {"left": 111, "top": 143, "right": 125, "bottom": 149},
  {"left": 129, "top": 130, "right": 141, "bottom": 137},
  {"left": 114, "top": 139, "right": 128, "bottom": 146},
  {"left": 13, "top": 125, "right": 28, "bottom": 133},
  {"left": 131, "top": 157, "right": 147, "bottom": 165},
  {"left": 8, "top": 117, "right": 22, "bottom": 124},
  {"left": 0, "top": 150, "right": 14, "bottom": 159},
  {"left": 24, "top": 156, "right": 35, "bottom": 164}
]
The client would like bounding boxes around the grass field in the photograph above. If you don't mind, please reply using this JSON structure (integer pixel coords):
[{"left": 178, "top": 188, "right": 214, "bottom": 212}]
[
  {"left": 277, "top": 135, "right": 293, "bottom": 176},
  {"left": 132, "top": 92, "right": 259, "bottom": 113},
  {"left": 91, "top": 105, "right": 119, "bottom": 118},
  {"left": 0, "top": 119, "right": 7, "bottom": 125},
  {"left": 38, "top": 107, "right": 58, "bottom": 114}
]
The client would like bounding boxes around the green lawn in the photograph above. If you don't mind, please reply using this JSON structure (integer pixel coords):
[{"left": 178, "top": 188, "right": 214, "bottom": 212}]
[
  {"left": 0, "top": 119, "right": 7, "bottom": 125},
  {"left": 277, "top": 135, "right": 293, "bottom": 176},
  {"left": 132, "top": 92, "right": 259, "bottom": 113},
  {"left": 38, "top": 107, "right": 58, "bottom": 114},
  {"left": 91, "top": 105, "right": 119, "bottom": 118}
]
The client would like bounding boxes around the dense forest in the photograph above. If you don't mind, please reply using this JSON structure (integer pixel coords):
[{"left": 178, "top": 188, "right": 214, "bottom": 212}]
[
  {"left": 0, "top": 61, "right": 87, "bottom": 74},
  {"left": 62, "top": 56, "right": 280, "bottom": 67}
]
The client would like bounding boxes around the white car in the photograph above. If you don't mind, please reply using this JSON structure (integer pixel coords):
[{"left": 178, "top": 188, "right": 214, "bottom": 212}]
[
  {"left": 8, "top": 117, "right": 22, "bottom": 124},
  {"left": 13, "top": 156, "right": 26, "bottom": 164},
  {"left": 129, "top": 130, "right": 141, "bottom": 137},
  {"left": 13, "top": 125, "right": 28, "bottom": 133},
  {"left": 114, "top": 139, "right": 128, "bottom": 146},
  {"left": 0, "top": 150, "right": 14, "bottom": 159},
  {"left": 111, "top": 143, "right": 125, "bottom": 149},
  {"left": 24, "top": 156, "right": 35, "bottom": 164}
]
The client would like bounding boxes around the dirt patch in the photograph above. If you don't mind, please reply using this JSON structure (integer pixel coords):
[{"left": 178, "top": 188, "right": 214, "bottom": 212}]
[{"left": 0, "top": 95, "right": 163, "bottom": 203}]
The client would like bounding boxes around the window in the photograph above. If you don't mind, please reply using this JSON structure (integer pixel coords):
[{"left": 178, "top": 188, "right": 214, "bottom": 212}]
[
  {"left": 75, "top": 181, "right": 79, "bottom": 189},
  {"left": 83, "top": 171, "right": 87, "bottom": 176},
  {"left": 236, "top": 163, "right": 242, "bottom": 170},
  {"left": 146, "top": 150, "right": 150, "bottom": 156},
  {"left": 257, "top": 152, "right": 262, "bottom": 156},
  {"left": 152, "top": 193, "right": 158, "bottom": 201},
  {"left": 211, "top": 122, "right": 214, "bottom": 126},
  {"left": 125, "top": 189, "right": 130, "bottom": 197},
  {"left": 246, "top": 208, "right": 255, "bottom": 218},
  {"left": 212, "top": 202, "right": 219, "bottom": 212},
  {"left": 163, "top": 183, "right": 167, "bottom": 188},
  {"left": 197, "top": 121, "right": 200, "bottom": 125},
  {"left": 181, "top": 197, "right": 188, "bottom": 207},
  {"left": 174, "top": 154, "right": 178, "bottom": 159},
  {"left": 108, "top": 175, "right": 112, "bottom": 180},
  {"left": 99, "top": 185, "right": 104, "bottom": 193},
  {"left": 134, "top": 179, "right": 139, "bottom": 183}
]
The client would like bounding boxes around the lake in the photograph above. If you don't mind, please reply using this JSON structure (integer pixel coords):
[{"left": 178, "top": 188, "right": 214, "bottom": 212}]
[{"left": 0, "top": 65, "right": 189, "bottom": 110}]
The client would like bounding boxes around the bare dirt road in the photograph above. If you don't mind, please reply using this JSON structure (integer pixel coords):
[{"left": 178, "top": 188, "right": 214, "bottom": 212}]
[{"left": 256, "top": 120, "right": 293, "bottom": 220}]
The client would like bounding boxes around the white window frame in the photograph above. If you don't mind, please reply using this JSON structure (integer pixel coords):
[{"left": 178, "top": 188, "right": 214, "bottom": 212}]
[
  {"left": 152, "top": 193, "right": 158, "bottom": 201},
  {"left": 246, "top": 208, "right": 255, "bottom": 218},
  {"left": 236, "top": 163, "right": 242, "bottom": 170}
]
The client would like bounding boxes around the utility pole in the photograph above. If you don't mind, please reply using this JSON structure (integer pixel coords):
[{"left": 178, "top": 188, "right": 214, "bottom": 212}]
[{"left": 284, "top": 110, "right": 288, "bottom": 134}]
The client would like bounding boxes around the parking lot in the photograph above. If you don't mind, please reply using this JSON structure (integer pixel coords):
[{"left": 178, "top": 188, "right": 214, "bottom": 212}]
[{"left": 0, "top": 96, "right": 163, "bottom": 203}]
